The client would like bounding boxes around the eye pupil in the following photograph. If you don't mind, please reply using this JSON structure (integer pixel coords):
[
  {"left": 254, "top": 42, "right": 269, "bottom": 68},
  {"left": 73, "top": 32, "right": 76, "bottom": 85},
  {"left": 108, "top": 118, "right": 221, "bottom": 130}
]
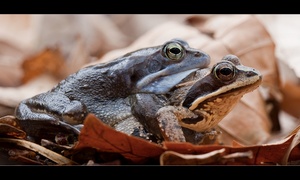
[
  {"left": 170, "top": 47, "right": 181, "bottom": 54},
  {"left": 220, "top": 67, "right": 232, "bottom": 75},
  {"left": 214, "top": 62, "right": 235, "bottom": 82},
  {"left": 163, "top": 42, "right": 185, "bottom": 60}
]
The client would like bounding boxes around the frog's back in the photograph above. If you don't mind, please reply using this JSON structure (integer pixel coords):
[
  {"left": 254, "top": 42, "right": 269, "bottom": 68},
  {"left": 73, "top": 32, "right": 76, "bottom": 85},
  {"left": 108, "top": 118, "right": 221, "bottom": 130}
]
[{"left": 52, "top": 62, "right": 128, "bottom": 100}]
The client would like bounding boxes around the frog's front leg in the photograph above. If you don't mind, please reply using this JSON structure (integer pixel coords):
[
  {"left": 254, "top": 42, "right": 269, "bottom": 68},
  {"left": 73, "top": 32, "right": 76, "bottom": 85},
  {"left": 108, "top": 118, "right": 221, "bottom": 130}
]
[
  {"left": 130, "top": 93, "right": 169, "bottom": 142},
  {"left": 156, "top": 106, "right": 199, "bottom": 143},
  {"left": 157, "top": 106, "right": 220, "bottom": 144},
  {"left": 15, "top": 92, "right": 88, "bottom": 125},
  {"left": 156, "top": 107, "right": 186, "bottom": 142}
]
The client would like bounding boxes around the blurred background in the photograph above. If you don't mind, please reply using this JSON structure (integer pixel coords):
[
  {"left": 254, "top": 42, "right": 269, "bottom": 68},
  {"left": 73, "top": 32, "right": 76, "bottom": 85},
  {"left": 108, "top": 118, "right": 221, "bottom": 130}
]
[{"left": 0, "top": 14, "right": 299, "bottom": 146}]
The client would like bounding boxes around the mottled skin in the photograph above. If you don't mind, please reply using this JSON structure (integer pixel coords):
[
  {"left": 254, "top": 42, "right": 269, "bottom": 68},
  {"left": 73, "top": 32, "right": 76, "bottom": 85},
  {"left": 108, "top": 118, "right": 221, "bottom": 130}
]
[
  {"left": 14, "top": 39, "right": 210, "bottom": 142},
  {"left": 132, "top": 55, "right": 262, "bottom": 144}
]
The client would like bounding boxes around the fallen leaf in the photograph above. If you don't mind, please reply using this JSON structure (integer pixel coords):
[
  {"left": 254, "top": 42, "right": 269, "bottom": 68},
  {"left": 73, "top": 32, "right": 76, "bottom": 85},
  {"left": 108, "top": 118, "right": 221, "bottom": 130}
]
[
  {"left": 0, "top": 115, "right": 21, "bottom": 128},
  {"left": 0, "top": 15, "right": 33, "bottom": 87},
  {"left": 162, "top": 128, "right": 300, "bottom": 165},
  {"left": 7, "top": 149, "right": 42, "bottom": 165},
  {"left": 21, "top": 47, "right": 66, "bottom": 84},
  {"left": 73, "top": 114, "right": 165, "bottom": 164},
  {"left": 160, "top": 149, "right": 254, "bottom": 165},
  {"left": 0, "top": 137, "right": 78, "bottom": 165},
  {"left": 281, "top": 125, "right": 300, "bottom": 164},
  {"left": 0, "top": 115, "right": 25, "bottom": 139},
  {"left": 0, "top": 124, "right": 26, "bottom": 139},
  {"left": 160, "top": 149, "right": 227, "bottom": 165},
  {"left": 70, "top": 114, "right": 300, "bottom": 165},
  {"left": 186, "top": 15, "right": 280, "bottom": 144},
  {"left": 0, "top": 15, "right": 298, "bottom": 165},
  {"left": 93, "top": 15, "right": 277, "bottom": 145}
]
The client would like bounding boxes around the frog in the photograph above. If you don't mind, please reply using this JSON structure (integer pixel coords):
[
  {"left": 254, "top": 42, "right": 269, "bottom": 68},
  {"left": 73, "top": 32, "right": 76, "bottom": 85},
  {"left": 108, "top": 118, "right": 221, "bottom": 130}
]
[
  {"left": 130, "top": 54, "right": 262, "bottom": 144},
  {"left": 14, "top": 38, "right": 211, "bottom": 142}
]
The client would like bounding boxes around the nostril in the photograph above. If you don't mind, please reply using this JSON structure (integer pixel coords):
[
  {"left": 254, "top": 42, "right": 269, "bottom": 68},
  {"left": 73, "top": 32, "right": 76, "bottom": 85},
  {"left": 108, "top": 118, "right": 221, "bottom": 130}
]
[
  {"left": 246, "top": 70, "right": 257, "bottom": 77},
  {"left": 195, "top": 52, "right": 201, "bottom": 57}
]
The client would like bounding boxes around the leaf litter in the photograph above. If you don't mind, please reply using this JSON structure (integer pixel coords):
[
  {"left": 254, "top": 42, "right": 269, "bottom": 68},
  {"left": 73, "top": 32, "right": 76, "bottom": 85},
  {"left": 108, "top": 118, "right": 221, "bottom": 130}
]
[{"left": 0, "top": 15, "right": 300, "bottom": 165}]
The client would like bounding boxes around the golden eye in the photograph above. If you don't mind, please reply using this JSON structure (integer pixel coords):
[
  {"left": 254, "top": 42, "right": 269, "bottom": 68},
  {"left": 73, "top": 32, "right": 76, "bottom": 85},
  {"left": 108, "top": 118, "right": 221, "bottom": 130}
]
[
  {"left": 214, "top": 62, "right": 235, "bottom": 81},
  {"left": 164, "top": 42, "right": 185, "bottom": 60}
]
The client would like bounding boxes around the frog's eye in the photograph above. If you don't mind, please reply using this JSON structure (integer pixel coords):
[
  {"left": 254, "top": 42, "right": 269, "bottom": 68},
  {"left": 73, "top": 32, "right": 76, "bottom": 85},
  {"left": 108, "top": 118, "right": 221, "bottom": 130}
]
[
  {"left": 163, "top": 42, "right": 185, "bottom": 60},
  {"left": 214, "top": 62, "right": 236, "bottom": 81}
]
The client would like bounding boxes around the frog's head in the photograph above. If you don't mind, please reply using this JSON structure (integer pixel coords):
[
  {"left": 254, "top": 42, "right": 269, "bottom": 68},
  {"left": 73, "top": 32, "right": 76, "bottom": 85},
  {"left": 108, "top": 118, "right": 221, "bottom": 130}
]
[
  {"left": 122, "top": 38, "right": 210, "bottom": 94},
  {"left": 180, "top": 54, "right": 262, "bottom": 132}
]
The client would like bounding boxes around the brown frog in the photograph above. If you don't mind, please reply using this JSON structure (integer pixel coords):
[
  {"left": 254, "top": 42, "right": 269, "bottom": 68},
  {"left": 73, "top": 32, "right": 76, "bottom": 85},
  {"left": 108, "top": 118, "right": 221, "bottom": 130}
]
[{"left": 131, "top": 54, "right": 262, "bottom": 144}]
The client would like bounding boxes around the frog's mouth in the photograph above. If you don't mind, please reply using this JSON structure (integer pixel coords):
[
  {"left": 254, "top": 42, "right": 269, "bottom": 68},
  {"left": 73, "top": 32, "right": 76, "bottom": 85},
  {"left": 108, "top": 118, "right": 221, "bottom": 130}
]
[
  {"left": 178, "top": 78, "right": 262, "bottom": 132},
  {"left": 186, "top": 76, "right": 262, "bottom": 111},
  {"left": 136, "top": 68, "right": 199, "bottom": 94}
]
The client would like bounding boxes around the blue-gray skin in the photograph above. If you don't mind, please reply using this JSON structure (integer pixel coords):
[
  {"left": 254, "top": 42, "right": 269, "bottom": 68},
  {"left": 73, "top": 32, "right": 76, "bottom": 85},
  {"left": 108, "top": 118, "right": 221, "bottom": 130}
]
[
  {"left": 14, "top": 38, "right": 210, "bottom": 143},
  {"left": 132, "top": 55, "right": 262, "bottom": 144}
]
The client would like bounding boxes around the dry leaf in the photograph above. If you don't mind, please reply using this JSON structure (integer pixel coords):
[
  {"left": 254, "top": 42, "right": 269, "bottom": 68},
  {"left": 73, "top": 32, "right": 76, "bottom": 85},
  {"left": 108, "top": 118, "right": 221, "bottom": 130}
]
[
  {"left": 186, "top": 15, "right": 280, "bottom": 144},
  {"left": 256, "top": 15, "right": 300, "bottom": 119},
  {"left": 0, "top": 137, "right": 78, "bottom": 165},
  {"left": 0, "top": 115, "right": 26, "bottom": 139},
  {"left": 162, "top": 128, "right": 300, "bottom": 165},
  {"left": 257, "top": 15, "right": 300, "bottom": 78},
  {"left": 278, "top": 69, "right": 300, "bottom": 118},
  {"left": 71, "top": 113, "right": 300, "bottom": 165},
  {"left": 0, "top": 115, "right": 21, "bottom": 128},
  {"left": 87, "top": 20, "right": 205, "bottom": 65},
  {"left": 0, "top": 15, "right": 131, "bottom": 87},
  {"left": 73, "top": 114, "right": 165, "bottom": 164},
  {"left": 93, "top": 15, "right": 276, "bottom": 145},
  {"left": 107, "top": 15, "right": 190, "bottom": 40},
  {"left": 281, "top": 125, "right": 300, "bottom": 164},
  {"left": 0, "top": 15, "right": 34, "bottom": 87},
  {"left": 160, "top": 149, "right": 254, "bottom": 165},
  {"left": 0, "top": 15, "right": 298, "bottom": 165},
  {"left": 160, "top": 149, "right": 227, "bottom": 165},
  {"left": 21, "top": 47, "right": 66, "bottom": 83}
]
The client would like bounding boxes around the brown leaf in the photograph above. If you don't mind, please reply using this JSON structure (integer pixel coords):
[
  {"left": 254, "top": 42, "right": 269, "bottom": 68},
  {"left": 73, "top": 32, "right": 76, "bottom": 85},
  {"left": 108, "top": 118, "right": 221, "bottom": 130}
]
[
  {"left": 71, "top": 113, "right": 300, "bottom": 165},
  {"left": 21, "top": 47, "right": 66, "bottom": 84},
  {"left": 0, "top": 137, "right": 78, "bottom": 165},
  {"left": 186, "top": 15, "right": 279, "bottom": 144},
  {"left": 0, "top": 115, "right": 21, "bottom": 128},
  {"left": 160, "top": 149, "right": 227, "bottom": 165},
  {"left": 0, "top": 15, "right": 297, "bottom": 165},
  {"left": 86, "top": 20, "right": 206, "bottom": 66},
  {"left": 281, "top": 125, "right": 300, "bottom": 164},
  {"left": 0, "top": 124, "right": 26, "bottom": 139},
  {"left": 162, "top": 128, "right": 300, "bottom": 165},
  {"left": 73, "top": 114, "right": 165, "bottom": 164},
  {"left": 0, "top": 115, "right": 26, "bottom": 139},
  {"left": 0, "top": 15, "right": 32, "bottom": 87},
  {"left": 256, "top": 16, "right": 300, "bottom": 120},
  {"left": 160, "top": 149, "right": 254, "bottom": 165},
  {"left": 280, "top": 80, "right": 300, "bottom": 118},
  {"left": 93, "top": 15, "right": 277, "bottom": 145},
  {"left": 7, "top": 149, "right": 40, "bottom": 165},
  {"left": 8, "top": 148, "right": 36, "bottom": 158}
]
